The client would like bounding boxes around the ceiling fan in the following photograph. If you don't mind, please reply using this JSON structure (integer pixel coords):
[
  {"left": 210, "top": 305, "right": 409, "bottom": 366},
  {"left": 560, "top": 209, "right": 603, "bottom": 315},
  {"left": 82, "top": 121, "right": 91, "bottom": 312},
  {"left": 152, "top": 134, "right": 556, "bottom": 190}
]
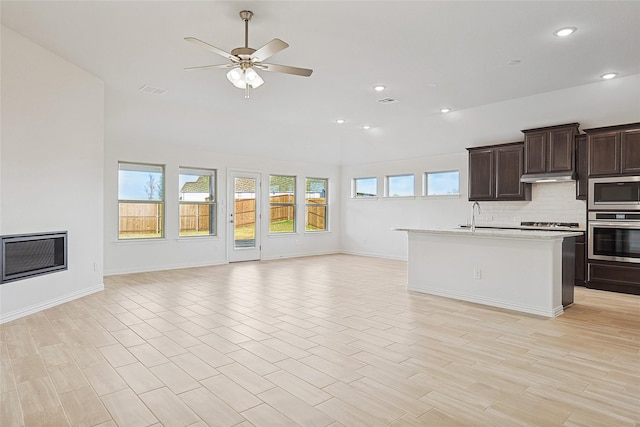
[{"left": 185, "top": 10, "right": 313, "bottom": 97}]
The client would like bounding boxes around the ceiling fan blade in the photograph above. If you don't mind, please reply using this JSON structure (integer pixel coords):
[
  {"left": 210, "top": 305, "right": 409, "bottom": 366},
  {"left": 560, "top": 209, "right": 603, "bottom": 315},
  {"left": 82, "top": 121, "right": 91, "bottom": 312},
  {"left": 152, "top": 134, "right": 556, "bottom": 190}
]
[
  {"left": 184, "top": 37, "right": 239, "bottom": 62},
  {"left": 184, "top": 64, "right": 236, "bottom": 71},
  {"left": 257, "top": 63, "right": 313, "bottom": 77},
  {"left": 251, "top": 38, "right": 289, "bottom": 62}
]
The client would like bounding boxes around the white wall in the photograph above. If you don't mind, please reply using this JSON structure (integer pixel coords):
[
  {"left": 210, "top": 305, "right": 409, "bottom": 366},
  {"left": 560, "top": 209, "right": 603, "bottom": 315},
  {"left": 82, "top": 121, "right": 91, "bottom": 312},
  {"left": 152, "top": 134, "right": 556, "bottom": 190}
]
[
  {"left": 104, "top": 89, "right": 341, "bottom": 275},
  {"left": 1, "top": 26, "right": 104, "bottom": 323},
  {"left": 341, "top": 153, "right": 470, "bottom": 260}
]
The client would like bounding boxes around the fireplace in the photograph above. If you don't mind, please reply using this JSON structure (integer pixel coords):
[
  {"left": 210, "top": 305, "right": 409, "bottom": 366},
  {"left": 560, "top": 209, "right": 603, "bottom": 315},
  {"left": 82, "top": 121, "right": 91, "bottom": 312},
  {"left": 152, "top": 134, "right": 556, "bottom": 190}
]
[{"left": 1, "top": 231, "right": 67, "bottom": 283}]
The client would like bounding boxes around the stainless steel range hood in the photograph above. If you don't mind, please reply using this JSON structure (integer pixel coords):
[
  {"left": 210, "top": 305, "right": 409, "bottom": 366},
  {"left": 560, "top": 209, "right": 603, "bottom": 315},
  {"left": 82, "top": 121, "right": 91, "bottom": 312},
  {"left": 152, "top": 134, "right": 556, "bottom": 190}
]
[{"left": 520, "top": 171, "right": 576, "bottom": 183}]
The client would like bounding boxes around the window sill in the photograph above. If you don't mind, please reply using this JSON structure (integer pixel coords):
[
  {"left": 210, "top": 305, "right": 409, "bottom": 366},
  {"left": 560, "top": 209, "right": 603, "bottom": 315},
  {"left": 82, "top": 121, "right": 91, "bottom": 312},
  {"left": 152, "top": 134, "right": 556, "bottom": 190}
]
[
  {"left": 176, "top": 235, "right": 220, "bottom": 242},
  {"left": 114, "top": 238, "right": 169, "bottom": 245},
  {"left": 421, "top": 194, "right": 461, "bottom": 199},
  {"left": 267, "top": 232, "right": 299, "bottom": 238},
  {"left": 383, "top": 196, "right": 416, "bottom": 200},
  {"left": 351, "top": 196, "right": 379, "bottom": 201},
  {"left": 304, "top": 230, "right": 331, "bottom": 234}
]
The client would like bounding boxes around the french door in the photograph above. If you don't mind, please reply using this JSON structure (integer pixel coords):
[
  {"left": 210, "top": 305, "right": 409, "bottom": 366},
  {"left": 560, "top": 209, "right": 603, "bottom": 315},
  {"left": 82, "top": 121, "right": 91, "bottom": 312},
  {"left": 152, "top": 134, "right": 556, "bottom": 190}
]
[{"left": 228, "top": 171, "right": 261, "bottom": 262}]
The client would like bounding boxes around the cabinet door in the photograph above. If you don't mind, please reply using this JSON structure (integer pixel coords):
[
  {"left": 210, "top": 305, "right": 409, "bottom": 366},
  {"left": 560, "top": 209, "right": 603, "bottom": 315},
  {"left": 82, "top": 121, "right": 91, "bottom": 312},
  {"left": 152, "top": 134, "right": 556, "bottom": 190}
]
[
  {"left": 621, "top": 129, "right": 640, "bottom": 175},
  {"left": 589, "top": 131, "right": 620, "bottom": 176},
  {"left": 575, "top": 135, "right": 587, "bottom": 199},
  {"left": 495, "top": 145, "right": 527, "bottom": 199},
  {"left": 468, "top": 149, "right": 494, "bottom": 200},
  {"left": 548, "top": 128, "right": 574, "bottom": 172},
  {"left": 575, "top": 240, "right": 585, "bottom": 286},
  {"left": 524, "top": 131, "right": 547, "bottom": 174}
]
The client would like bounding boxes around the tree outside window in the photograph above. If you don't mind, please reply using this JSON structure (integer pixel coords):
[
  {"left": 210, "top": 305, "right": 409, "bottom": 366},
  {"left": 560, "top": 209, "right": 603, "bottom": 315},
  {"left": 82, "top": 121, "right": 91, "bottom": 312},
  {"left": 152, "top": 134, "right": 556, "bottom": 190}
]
[{"left": 118, "top": 162, "right": 164, "bottom": 239}]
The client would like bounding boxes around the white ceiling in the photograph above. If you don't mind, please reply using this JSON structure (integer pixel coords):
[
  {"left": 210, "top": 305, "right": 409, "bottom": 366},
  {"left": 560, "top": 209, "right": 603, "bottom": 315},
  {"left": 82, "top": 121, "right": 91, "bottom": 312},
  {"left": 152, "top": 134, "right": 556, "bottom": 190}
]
[{"left": 2, "top": 1, "right": 639, "bottom": 166}]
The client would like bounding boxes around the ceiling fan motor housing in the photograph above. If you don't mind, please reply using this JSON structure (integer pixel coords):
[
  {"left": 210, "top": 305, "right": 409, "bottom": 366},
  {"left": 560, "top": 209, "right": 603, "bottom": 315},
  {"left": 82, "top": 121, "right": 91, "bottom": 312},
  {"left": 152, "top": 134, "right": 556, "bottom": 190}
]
[{"left": 231, "top": 47, "right": 256, "bottom": 59}]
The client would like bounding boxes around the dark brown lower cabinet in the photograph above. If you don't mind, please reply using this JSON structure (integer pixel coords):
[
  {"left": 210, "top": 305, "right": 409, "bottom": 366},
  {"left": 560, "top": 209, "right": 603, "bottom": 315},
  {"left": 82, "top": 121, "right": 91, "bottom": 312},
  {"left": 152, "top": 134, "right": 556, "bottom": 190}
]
[
  {"left": 574, "top": 233, "right": 586, "bottom": 286},
  {"left": 588, "top": 261, "right": 640, "bottom": 295}
]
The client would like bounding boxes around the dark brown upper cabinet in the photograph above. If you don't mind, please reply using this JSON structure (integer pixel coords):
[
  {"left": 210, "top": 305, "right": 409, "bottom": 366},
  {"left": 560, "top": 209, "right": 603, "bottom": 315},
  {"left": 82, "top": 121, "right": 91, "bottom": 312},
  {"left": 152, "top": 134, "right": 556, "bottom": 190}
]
[
  {"left": 575, "top": 134, "right": 588, "bottom": 200},
  {"left": 585, "top": 122, "right": 640, "bottom": 176},
  {"left": 522, "top": 123, "right": 580, "bottom": 175},
  {"left": 467, "top": 142, "right": 531, "bottom": 201}
]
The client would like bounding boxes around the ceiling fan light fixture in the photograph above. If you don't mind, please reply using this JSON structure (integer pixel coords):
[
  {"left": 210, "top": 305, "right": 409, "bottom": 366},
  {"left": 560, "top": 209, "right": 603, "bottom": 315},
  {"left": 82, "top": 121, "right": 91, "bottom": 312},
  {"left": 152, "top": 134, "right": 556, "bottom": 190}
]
[{"left": 226, "top": 67, "right": 264, "bottom": 89}]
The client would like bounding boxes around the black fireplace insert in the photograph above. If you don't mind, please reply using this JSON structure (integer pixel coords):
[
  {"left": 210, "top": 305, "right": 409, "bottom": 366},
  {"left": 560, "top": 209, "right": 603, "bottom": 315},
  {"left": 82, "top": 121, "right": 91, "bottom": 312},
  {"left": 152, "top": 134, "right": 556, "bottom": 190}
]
[{"left": 1, "top": 231, "right": 67, "bottom": 283}]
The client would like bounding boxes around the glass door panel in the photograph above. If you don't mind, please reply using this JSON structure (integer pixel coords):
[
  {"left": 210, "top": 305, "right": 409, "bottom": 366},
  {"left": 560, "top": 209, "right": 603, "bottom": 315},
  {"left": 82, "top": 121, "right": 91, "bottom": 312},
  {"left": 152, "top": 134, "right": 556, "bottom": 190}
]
[{"left": 229, "top": 172, "right": 261, "bottom": 262}]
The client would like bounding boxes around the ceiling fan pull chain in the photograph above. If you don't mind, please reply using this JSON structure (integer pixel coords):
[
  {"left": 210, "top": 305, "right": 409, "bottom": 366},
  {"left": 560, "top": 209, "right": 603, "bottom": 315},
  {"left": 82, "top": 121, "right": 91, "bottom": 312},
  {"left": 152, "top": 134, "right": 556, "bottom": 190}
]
[{"left": 245, "top": 84, "right": 250, "bottom": 99}]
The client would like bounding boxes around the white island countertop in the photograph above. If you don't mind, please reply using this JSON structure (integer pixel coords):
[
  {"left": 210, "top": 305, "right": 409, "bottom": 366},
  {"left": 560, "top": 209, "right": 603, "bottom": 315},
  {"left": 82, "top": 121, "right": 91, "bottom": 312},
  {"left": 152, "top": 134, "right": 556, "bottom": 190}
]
[{"left": 394, "top": 227, "right": 583, "bottom": 240}]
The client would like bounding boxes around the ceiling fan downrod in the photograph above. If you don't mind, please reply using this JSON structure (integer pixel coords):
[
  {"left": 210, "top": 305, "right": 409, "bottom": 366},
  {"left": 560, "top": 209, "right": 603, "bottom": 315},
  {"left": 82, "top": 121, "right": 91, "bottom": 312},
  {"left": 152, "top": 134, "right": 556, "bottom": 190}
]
[{"left": 239, "top": 10, "right": 253, "bottom": 48}]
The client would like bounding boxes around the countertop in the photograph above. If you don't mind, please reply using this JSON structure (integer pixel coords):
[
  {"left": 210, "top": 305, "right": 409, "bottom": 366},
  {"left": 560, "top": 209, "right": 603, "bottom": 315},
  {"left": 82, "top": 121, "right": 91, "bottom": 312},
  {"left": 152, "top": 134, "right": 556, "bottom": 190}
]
[
  {"left": 395, "top": 227, "right": 584, "bottom": 240},
  {"left": 458, "top": 224, "right": 586, "bottom": 232}
]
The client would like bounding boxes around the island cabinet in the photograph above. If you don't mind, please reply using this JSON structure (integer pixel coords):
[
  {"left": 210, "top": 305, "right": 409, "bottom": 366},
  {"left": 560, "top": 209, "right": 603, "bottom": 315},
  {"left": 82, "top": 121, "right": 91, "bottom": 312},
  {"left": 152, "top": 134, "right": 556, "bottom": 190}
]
[
  {"left": 521, "top": 123, "right": 580, "bottom": 175},
  {"left": 574, "top": 233, "right": 586, "bottom": 286},
  {"left": 467, "top": 142, "right": 531, "bottom": 201},
  {"left": 585, "top": 122, "right": 640, "bottom": 176}
]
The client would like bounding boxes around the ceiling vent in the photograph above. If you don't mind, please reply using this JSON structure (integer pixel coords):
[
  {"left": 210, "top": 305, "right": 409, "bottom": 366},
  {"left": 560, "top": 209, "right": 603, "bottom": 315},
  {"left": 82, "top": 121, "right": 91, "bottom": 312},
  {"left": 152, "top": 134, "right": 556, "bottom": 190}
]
[
  {"left": 377, "top": 97, "right": 398, "bottom": 104},
  {"left": 139, "top": 85, "right": 168, "bottom": 95}
]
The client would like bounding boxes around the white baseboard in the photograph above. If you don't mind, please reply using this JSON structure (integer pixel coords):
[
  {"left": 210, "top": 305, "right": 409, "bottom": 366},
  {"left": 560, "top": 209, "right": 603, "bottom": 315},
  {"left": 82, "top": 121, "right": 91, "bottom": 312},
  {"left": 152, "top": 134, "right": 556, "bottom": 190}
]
[
  {"left": 408, "top": 283, "right": 563, "bottom": 318},
  {"left": 339, "top": 249, "right": 407, "bottom": 261},
  {"left": 0, "top": 284, "right": 105, "bottom": 324},
  {"left": 104, "top": 260, "right": 229, "bottom": 276},
  {"left": 261, "top": 249, "right": 339, "bottom": 261}
]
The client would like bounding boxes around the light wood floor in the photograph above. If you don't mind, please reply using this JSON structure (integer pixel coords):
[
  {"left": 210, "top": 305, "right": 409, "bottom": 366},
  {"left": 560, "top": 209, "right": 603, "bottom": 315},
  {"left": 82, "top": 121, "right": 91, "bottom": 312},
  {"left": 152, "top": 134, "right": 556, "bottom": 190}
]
[{"left": 1, "top": 254, "right": 639, "bottom": 426}]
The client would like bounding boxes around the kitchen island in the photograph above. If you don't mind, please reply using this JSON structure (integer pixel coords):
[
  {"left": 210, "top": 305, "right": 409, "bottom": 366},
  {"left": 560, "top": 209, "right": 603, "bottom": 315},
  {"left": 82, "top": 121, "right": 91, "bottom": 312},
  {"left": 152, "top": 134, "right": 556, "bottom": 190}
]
[{"left": 396, "top": 228, "right": 583, "bottom": 317}]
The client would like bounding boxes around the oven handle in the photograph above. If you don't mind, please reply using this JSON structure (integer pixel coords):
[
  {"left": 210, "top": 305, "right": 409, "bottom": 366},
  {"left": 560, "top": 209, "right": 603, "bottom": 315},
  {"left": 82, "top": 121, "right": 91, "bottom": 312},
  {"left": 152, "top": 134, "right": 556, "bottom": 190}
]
[{"left": 589, "top": 221, "right": 640, "bottom": 228}]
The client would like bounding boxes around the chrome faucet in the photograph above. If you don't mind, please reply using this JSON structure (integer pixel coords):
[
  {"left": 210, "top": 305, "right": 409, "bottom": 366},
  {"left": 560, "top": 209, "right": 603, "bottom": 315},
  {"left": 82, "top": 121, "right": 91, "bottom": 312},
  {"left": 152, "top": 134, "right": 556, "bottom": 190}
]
[{"left": 471, "top": 201, "right": 481, "bottom": 232}]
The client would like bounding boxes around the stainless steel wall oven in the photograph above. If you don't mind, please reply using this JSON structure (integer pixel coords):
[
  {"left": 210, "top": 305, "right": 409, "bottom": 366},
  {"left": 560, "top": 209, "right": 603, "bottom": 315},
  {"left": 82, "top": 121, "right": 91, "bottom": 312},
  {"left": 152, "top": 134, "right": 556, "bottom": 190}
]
[{"left": 588, "top": 212, "right": 640, "bottom": 264}]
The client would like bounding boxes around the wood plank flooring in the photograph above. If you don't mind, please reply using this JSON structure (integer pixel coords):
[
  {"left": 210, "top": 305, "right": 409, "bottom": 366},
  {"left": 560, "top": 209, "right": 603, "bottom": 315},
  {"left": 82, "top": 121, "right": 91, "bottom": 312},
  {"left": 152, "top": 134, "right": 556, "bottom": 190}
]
[{"left": 1, "top": 254, "right": 639, "bottom": 426}]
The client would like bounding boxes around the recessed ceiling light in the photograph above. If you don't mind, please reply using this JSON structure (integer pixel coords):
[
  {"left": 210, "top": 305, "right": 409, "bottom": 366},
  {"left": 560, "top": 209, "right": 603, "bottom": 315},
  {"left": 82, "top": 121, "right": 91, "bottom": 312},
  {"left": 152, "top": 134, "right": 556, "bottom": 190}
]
[
  {"left": 373, "top": 85, "right": 386, "bottom": 92},
  {"left": 363, "top": 125, "right": 371, "bottom": 130},
  {"left": 427, "top": 83, "right": 439, "bottom": 88},
  {"left": 601, "top": 72, "right": 618, "bottom": 80},
  {"left": 554, "top": 26, "right": 577, "bottom": 37},
  {"left": 440, "top": 108, "right": 451, "bottom": 113},
  {"left": 336, "top": 119, "right": 345, "bottom": 124}
]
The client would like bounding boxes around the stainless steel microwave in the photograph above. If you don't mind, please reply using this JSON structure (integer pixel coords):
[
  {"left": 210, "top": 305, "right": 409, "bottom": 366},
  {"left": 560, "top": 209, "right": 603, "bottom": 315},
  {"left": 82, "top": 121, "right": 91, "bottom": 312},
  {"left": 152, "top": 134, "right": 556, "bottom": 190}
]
[{"left": 588, "top": 176, "right": 640, "bottom": 210}]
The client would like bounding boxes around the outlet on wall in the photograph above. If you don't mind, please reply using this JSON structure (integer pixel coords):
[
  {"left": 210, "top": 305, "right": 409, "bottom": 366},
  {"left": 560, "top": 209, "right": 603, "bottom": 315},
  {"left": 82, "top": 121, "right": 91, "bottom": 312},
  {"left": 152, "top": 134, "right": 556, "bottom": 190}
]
[{"left": 473, "top": 267, "right": 481, "bottom": 280}]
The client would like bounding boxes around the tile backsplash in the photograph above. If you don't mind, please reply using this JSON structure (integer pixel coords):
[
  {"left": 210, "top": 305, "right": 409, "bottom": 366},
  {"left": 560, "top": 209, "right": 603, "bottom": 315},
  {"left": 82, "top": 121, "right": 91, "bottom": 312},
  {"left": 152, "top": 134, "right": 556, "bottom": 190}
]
[{"left": 472, "top": 181, "right": 587, "bottom": 228}]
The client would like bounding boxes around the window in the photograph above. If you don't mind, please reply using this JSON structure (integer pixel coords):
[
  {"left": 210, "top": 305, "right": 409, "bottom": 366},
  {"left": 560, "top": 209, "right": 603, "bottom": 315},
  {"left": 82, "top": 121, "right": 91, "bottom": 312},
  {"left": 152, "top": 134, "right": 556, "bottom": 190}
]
[
  {"left": 179, "top": 168, "right": 216, "bottom": 237},
  {"left": 269, "top": 175, "right": 296, "bottom": 233},
  {"left": 386, "top": 174, "right": 415, "bottom": 197},
  {"left": 305, "top": 178, "right": 328, "bottom": 231},
  {"left": 353, "top": 177, "right": 377, "bottom": 198},
  {"left": 424, "top": 170, "right": 460, "bottom": 196},
  {"left": 118, "top": 162, "right": 164, "bottom": 239}
]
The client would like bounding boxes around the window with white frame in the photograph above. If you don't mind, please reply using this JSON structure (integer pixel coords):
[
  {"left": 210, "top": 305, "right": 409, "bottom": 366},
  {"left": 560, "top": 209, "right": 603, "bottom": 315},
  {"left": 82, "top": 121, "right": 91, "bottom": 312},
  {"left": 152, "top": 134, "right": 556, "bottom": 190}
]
[
  {"left": 269, "top": 175, "right": 296, "bottom": 233},
  {"left": 424, "top": 170, "right": 460, "bottom": 196},
  {"left": 118, "top": 162, "right": 164, "bottom": 239},
  {"left": 386, "top": 174, "right": 415, "bottom": 197},
  {"left": 305, "top": 178, "right": 328, "bottom": 231},
  {"left": 179, "top": 168, "right": 217, "bottom": 237},
  {"left": 353, "top": 177, "right": 378, "bottom": 198}
]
